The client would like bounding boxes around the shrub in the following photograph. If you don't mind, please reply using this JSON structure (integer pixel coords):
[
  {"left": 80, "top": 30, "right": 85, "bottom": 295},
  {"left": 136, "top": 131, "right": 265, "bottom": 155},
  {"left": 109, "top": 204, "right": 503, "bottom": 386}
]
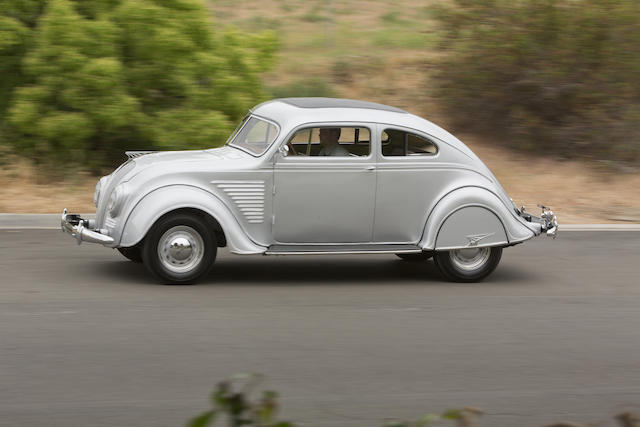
[
  {"left": 188, "top": 374, "right": 296, "bottom": 427},
  {"left": 431, "top": 0, "right": 640, "bottom": 166},
  {"left": 2, "top": 0, "right": 278, "bottom": 171},
  {"left": 189, "top": 375, "right": 470, "bottom": 427}
]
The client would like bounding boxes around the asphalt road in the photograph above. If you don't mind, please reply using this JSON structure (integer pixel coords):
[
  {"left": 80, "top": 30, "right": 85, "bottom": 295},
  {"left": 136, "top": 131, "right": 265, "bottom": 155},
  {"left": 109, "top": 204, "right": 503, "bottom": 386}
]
[{"left": 1, "top": 230, "right": 639, "bottom": 427}]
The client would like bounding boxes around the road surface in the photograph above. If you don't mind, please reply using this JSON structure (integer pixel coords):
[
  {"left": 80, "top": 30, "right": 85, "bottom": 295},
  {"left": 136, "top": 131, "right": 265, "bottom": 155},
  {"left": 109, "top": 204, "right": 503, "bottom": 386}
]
[{"left": 1, "top": 230, "right": 639, "bottom": 426}]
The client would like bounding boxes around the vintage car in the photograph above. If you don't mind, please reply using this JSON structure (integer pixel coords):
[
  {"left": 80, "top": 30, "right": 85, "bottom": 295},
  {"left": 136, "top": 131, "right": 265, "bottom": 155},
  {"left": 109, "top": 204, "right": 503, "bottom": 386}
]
[{"left": 62, "top": 97, "right": 557, "bottom": 283}]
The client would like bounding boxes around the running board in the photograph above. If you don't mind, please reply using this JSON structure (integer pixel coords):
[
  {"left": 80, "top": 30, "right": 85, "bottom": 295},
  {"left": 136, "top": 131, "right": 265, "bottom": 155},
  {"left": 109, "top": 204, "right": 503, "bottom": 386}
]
[{"left": 265, "top": 244, "right": 422, "bottom": 255}]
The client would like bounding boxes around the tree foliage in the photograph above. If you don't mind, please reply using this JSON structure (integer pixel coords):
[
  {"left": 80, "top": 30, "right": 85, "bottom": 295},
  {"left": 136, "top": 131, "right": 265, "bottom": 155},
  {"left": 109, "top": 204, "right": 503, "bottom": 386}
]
[
  {"left": 432, "top": 0, "right": 640, "bottom": 166},
  {"left": 2, "top": 0, "right": 277, "bottom": 170}
]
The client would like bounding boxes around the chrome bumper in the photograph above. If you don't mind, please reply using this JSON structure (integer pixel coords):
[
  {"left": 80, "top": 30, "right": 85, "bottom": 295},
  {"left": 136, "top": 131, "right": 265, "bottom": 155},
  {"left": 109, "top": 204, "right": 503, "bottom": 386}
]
[
  {"left": 517, "top": 205, "right": 558, "bottom": 238},
  {"left": 61, "top": 209, "right": 114, "bottom": 245}
]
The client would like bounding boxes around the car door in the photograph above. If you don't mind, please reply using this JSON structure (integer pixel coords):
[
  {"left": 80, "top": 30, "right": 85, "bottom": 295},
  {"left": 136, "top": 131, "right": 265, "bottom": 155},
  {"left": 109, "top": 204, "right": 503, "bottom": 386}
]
[
  {"left": 373, "top": 124, "right": 445, "bottom": 243},
  {"left": 272, "top": 124, "right": 377, "bottom": 244}
]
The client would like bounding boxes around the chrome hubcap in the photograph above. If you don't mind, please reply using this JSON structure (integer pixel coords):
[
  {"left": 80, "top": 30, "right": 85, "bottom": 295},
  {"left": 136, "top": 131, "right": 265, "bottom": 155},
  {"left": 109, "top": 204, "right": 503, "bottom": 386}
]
[
  {"left": 168, "top": 237, "right": 192, "bottom": 261},
  {"left": 450, "top": 247, "right": 491, "bottom": 271},
  {"left": 158, "top": 226, "right": 204, "bottom": 274}
]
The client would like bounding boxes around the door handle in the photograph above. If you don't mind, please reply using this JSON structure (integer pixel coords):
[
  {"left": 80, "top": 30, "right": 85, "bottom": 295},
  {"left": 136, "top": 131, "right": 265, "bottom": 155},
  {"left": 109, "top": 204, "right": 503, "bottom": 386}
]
[{"left": 365, "top": 166, "right": 376, "bottom": 171}]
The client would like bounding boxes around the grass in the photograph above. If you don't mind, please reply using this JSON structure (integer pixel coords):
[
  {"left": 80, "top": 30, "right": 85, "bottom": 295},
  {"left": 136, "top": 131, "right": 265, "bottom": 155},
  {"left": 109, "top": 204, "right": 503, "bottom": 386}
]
[
  {"left": 0, "top": 156, "right": 96, "bottom": 213},
  {"left": 1, "top": 0, "right": 638, "bottom": 221},
  {"left": 203, "top": 0, "right": 640, "bottom": 224},
  {"left": 208, "top": 0, "right": 435, "bottom": 97},
  {"left": 3, "top": 137, "right": 640, "bottom": 222}
]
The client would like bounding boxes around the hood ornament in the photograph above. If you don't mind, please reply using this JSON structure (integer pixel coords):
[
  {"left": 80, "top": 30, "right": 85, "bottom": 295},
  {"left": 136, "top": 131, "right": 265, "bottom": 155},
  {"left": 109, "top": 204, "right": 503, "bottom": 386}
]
[{"left": 125, "top": 151, "right": 156, "bottom": 160}]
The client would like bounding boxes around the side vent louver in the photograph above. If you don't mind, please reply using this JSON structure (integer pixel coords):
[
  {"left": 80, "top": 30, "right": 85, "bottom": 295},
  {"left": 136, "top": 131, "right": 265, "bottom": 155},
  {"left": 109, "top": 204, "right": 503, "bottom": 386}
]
[{"left": 211, "top": 180, "right": 265, "bottom": 224}]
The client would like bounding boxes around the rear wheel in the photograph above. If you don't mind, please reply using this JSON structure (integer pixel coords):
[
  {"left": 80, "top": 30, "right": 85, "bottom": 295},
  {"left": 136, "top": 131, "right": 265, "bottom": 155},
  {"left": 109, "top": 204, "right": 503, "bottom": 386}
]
[
  {"left": 433, "top": 246, "right": 502, "bottom": 282},
  {"left": 117, "top": 246, "right": 143, "bottom": 263},
  {"left": 395, "top": 252, "right": 433, "bottom": 262},
  {"left": 142, "top": 213, "right": 216, "bottom": 284}
]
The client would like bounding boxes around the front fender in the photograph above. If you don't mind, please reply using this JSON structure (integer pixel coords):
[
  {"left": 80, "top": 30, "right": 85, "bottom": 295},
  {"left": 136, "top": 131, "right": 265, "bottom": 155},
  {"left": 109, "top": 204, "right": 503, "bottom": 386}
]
[
  {"left": 118, "top": 184, "right": 266, "bottom": 254},
  {"left": 419, "top": 186, "right": 536, "bottom": 250}
]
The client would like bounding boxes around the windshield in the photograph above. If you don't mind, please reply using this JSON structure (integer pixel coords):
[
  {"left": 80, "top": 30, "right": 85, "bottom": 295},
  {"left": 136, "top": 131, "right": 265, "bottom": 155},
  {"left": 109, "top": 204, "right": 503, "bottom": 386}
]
[{"left": 228, "top": 116, "right": 279, "bottom": 156}]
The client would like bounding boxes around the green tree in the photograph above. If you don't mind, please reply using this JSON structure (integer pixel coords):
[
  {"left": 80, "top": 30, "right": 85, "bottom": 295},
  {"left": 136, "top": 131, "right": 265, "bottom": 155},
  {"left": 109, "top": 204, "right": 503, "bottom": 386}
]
[
  {"left": 0, "top": 0, "right": 45, "bottom": 118},
  {"left": 8, "top": 0, "right": 133, "bottom": 168},
  {"left": 5, "top": 0, "right": 277, "bottom": 170}
]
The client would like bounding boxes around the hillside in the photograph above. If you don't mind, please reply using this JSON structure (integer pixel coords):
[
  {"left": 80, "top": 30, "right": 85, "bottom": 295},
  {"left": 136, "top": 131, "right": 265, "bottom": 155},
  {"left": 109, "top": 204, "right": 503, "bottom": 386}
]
[{"left": 1, "top": 0, "right": 639, "bottom": 222}]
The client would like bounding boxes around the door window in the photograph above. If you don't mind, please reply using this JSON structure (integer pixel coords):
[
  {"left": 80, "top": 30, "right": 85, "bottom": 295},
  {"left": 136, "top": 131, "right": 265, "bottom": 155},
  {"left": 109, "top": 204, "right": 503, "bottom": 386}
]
[{"left": 287, "top": 126, "right": 371, "bottom": 157}]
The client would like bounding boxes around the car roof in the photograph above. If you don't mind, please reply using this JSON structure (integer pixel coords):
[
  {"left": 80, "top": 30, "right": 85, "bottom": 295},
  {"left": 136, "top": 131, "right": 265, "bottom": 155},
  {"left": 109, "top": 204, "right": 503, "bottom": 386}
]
[
  {"left": 251, "top": 97, "right": 476, "bottom": 158},
  {"left": 276, "top": 97, "right": 407, "bottom": 113}
]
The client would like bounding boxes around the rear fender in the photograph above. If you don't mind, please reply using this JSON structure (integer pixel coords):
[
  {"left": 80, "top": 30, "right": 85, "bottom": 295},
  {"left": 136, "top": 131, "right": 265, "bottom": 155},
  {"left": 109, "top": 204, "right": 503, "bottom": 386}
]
[
  {"left": 420, "top": 186, "right": 535, "bottom": 250},
  {"left": 118, "top": 185, "right": 265, "bottom": 254}
]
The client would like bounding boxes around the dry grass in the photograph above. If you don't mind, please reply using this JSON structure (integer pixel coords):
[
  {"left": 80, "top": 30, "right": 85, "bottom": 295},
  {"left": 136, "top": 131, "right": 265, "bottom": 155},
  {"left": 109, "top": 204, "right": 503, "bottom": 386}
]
[
  {"left": 0, "top": 0, "right": 638, "bottom": 222},
  {"left": 2, "top": 145, "right": 639, "bottom": 223},
  {"left": 0, "top": 157, "right": 96, "bottom": 214},
  {"left": 460, "top": 135, "right": 640, "bottom": 223}
]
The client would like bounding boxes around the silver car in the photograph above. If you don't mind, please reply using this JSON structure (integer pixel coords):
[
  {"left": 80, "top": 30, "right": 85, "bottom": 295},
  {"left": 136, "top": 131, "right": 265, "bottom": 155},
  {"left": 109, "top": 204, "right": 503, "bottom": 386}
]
[{"left": 62, "top": 97, "right": 557, "bottom": 283}]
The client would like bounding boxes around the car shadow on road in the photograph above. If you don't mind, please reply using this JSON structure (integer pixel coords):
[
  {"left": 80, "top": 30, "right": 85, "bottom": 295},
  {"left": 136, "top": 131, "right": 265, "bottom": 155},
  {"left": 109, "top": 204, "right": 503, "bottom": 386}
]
[
  {"left": 93, "top": 255, "right": 538, "bottom": 286},
  {"left": 207, "top": 257, "right": 445, "bottom": 285}
]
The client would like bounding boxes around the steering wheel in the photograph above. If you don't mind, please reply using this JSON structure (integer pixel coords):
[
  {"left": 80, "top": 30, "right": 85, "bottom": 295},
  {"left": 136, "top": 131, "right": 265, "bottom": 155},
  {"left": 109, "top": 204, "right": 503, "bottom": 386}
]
[{"left": 287, "top": 142, "right": 298, "bottom": 156}]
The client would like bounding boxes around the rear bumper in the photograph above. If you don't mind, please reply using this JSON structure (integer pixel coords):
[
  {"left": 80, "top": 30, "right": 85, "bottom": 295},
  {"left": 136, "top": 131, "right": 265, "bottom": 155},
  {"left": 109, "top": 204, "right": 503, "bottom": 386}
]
[
  {"left": 517, "top": 205, "right": 558, "bottom": 238},
  {"left": 61, "top": 209, "right": 114, "bottom": 245}
]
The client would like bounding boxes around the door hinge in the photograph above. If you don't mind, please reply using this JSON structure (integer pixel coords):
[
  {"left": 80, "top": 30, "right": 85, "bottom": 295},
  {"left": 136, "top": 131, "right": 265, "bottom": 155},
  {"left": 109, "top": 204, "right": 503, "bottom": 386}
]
[{"left": 272, "top": 214, "right": 275, "bottom": 225}]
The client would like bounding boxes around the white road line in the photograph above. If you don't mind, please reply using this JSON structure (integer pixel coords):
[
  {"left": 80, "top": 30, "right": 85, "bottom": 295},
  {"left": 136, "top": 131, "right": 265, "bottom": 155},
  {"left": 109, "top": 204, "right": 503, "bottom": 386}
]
[
  {"left": 1, "top": 226, "right": 60, "bottom": 230},
  {"left": 2, "top": 311, "right": 77, "bottom": 316},
  {"left": 561, "top": 224, "right": 640, "bottom": 231}
]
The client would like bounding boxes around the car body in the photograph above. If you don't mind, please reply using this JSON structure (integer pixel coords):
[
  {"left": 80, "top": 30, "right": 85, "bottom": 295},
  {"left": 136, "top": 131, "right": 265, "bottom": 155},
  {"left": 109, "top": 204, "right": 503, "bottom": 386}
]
[{"left": 62, "top": 97, "right": 558, "bottom": 283}]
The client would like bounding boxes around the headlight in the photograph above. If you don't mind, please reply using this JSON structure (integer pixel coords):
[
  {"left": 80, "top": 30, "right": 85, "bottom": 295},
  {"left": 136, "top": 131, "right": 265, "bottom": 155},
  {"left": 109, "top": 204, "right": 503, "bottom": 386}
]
[
  {"left": 107, "top": 184, "right": 126, "bottom": 217},
  {"left": 93, "top": 176, "right": 107, "bottom": 207}
]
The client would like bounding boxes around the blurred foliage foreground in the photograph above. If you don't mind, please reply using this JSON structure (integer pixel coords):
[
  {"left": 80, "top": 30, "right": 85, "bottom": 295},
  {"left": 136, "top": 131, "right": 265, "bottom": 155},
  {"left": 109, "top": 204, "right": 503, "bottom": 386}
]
[
  {"left": 189, "top": 375, "right": 480, "bottom": 427},
  {"left": 0, "top": 0, "right": 277, "bottom": 171},
  {"left": 192, "top": 375, "right": 640, "bottom": 427},
  {"left": 433, "top": 0, "right": 640, "bottom": 166}
]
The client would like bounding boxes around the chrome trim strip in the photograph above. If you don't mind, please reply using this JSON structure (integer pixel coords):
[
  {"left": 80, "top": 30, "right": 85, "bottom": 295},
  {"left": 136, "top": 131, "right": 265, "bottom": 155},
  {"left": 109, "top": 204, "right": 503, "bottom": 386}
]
[
  {"left": 264, "top": 249, "right": 422, "bottom": 255},
  {"left": 436, "top": 241, "right": 508, "bottom": 251}
]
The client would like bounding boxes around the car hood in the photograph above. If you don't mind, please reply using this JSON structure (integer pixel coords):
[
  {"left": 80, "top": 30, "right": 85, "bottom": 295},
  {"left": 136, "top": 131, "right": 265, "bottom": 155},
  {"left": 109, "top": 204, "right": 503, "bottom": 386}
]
[
  {"left": 131, "top": 146, "right": 247, "bottom": 168},
  {"left": 117, "top": 146, "right": 252, "bottom": 182},
  {"left": 95, "top": 146, "right": 251, "bottom": 225}
]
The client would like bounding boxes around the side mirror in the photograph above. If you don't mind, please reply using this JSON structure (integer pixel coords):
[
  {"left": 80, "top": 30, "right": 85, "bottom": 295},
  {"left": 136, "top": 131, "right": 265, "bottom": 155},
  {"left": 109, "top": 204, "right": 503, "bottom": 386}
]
[{"left": 278, "top": 144, "right": 289, "bottom": 157}]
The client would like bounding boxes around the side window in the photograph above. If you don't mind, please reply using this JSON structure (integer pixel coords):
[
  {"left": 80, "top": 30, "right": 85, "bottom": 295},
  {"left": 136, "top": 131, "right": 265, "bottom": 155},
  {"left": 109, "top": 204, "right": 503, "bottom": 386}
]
[
  {"left": 381, "top": 129, "right": 437, "bottom": 157},
  {"left": 286, "top": 126, "right": 371, "bottom": 157}
]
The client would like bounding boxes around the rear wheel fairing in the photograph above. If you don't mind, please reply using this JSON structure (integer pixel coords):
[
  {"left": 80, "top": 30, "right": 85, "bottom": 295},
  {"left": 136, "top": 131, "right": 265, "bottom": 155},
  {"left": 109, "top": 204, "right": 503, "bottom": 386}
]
[{"left": 420, "top": 186, "right": 535, "bottom": 250}]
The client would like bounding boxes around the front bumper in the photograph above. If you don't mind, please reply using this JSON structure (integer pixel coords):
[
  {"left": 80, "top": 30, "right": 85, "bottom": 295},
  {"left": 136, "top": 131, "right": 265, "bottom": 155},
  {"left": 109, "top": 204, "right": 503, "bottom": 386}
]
[
  {"left": 517, "top": 205, "right": 558, "bottom": 238},
  {"left": 61, "top": 209, "right": 114, "bottom": 245}
]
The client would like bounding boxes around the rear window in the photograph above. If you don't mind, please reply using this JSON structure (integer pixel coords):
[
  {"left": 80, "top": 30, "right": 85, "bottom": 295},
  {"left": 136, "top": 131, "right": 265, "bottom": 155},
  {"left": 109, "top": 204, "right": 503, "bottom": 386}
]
[{"left": 381, "top": 129, "right": 438, "bottom": 157}]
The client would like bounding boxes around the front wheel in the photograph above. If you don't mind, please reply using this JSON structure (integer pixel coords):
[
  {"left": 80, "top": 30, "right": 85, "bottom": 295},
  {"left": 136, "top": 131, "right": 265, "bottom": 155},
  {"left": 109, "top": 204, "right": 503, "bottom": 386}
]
[
  {"left": 142, "top": 213, "right": 216, "bottom": 284},
  {"left": 433, "top": 246, "right": 502, "bottom": 282}
]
